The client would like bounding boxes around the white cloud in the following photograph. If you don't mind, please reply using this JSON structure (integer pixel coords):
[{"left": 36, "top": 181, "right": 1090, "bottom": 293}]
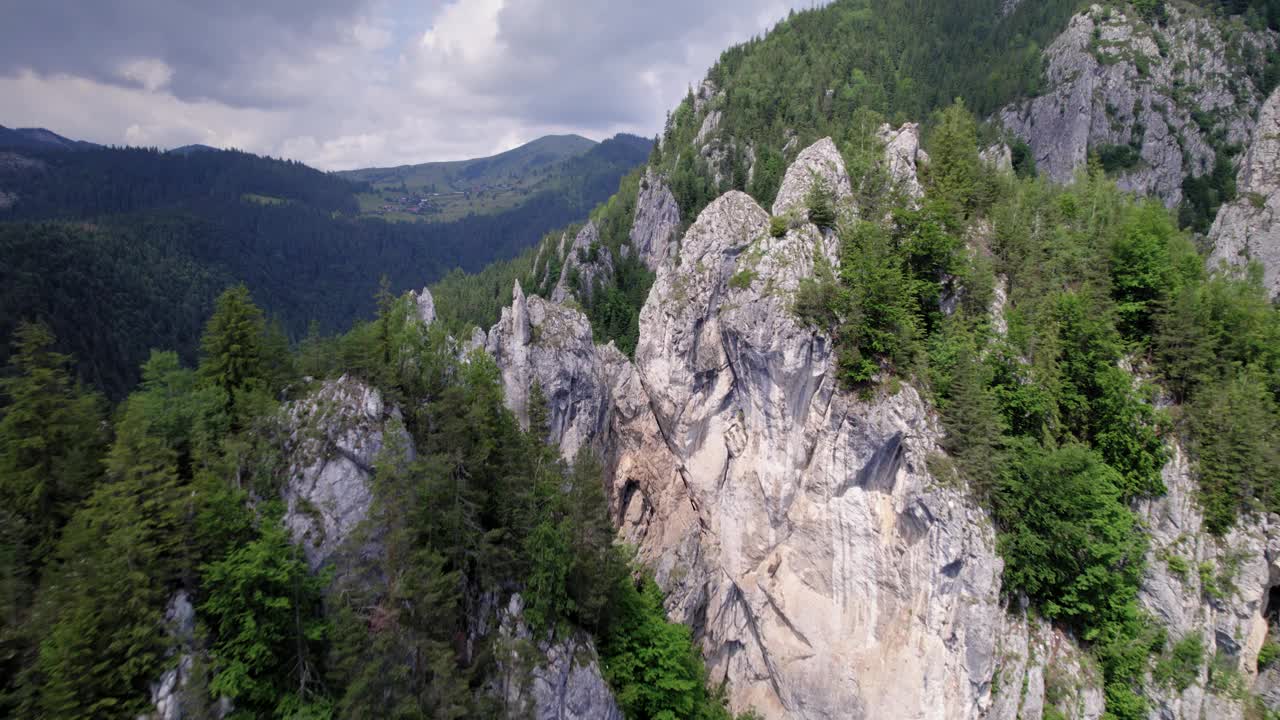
[
  {"left": 1, "top": 0, "right": 817, "bottom": 169},
  {"left": 117, "top": 58, "right": 173, "bottom": 92}
]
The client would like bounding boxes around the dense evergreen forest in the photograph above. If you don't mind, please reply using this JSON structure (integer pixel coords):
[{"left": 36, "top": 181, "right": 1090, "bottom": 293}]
[
  {"left": 3, "top": 0, "right": 1280, "bottom": 717},
  {"left": 0, "top": 136, "right": 650, "bottom": 398},
  {"left": 0, "top": 282, "right": 762, "bottom": 719},
  {"left": 433, "top": 2, "right": 1280, "bottom": 716}
]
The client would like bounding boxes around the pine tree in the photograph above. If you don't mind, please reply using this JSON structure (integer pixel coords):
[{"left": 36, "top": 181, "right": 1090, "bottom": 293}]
[
  {"left": 1193, "top": 371, "right": 1280, "bottom": 533},
  {"left": 1154, "top": 286, "right": 1214, "bottom": 403},
  {"left": 566, "top": 447, "right": 624, "bottom": 632},
  {"left": 0, "top": 321, "right": 106, "bottom": 587},
  {"left": 200, "top": 511, "right": 329, "bottom": 718},
  {"left": 806, "top": 176, "right": 837, "bottom": 230},
  {"left": 927, "top": 100, "right": 984, "bottom": 212},
  {"left": 197, "top": 285, "right": 266, "bottom": 421},
  {"left": 940, "top": 341, "right": 1005, "bottom": 499}
]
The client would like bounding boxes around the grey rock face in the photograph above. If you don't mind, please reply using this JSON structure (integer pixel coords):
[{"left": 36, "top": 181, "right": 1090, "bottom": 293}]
[
  {"left": 478, "top": 139, "right": 1113, "bottom": 719},
  {"left": 980, "top": 143, "right": 1013, "bottom": 174},
  {"left": 282, "top": 375, "right": 404, "bottom": 570},
  {"left": 492, "top": 595, "right": 624, "bottom": 720},
  {"left": 693, "top": 79, "right": 720, "bottom": 115},
  {"left": 697, "top": 109, "right": 723, "bottom": 147},
  {"left": 138, "top": 592, "right": 199, "bottom": 720},
  {"left": 485, "top": 281, "right": 614, "bottom": 460},
  {"left": 478, "top": 136, "right": 1280, "bottom": 719},
  {"left": 771, "top": 136, "right": 853, "bottom": 218},
  {"left": 999, "top": 5, "right": 1275, "bottom": 205},
  {"left": 630, "top": 168, "right": 681, "bottom": 271},
  {"left": 551, "top": 221, "right": 613, "bottom": 305},
  {"left": 877, "top": 123, "right": 927, "bottom": 201},
  {"left": 410, "top": 286, "right": 437, "bottom": 326},
  {"left": 1209, "top": 87, "right": 1280, "bottom": 300},
  {"left": 988, "top": 607, "right": 1105, "bottom": 720},
  {"left": 1134, "top": 441, "right": 1280, "bottom": 718}
]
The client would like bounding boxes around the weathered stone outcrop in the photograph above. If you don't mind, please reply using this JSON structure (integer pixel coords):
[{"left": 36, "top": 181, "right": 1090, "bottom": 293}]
[
  {"left": 551, "top": 221, "right": 614, "bottom": 304},
  {"left": 477, "top": 135, "right": 1280, "bottom": 718},
  {"left": 999, "top": 4, "right": 1276, "bottom": 205},
  {"left": 1209, "top": 87, "right": 1280, "bottom": 300},
  {"left": 1135, "top": 442, "right": 1280, "bottom": 718},
  {"left": 630, "top": 168, "right": 681, "bottom": 271},
  {"left": 492, "top": 595, "right": 624, "bottom": 720},
  {"left": 877, "top": 123, "right": 927, "bottom": 201},
  {"left": 282, "top": 375, "right": 405, "bottom": 571},
  {"left": 980, "top": 143, "right": 1013, "bottom": 174},
  {"left": 484, "top": 280, "right": 614, "bottom": 460},
  {"left": 410, "top": 285, "right": 436, "bottom": 326},
  {"left": 138, "top": 592, "right": 206, "bottom": 720},
  {"left": 479, "top": 139, "right": 1108, "bottom": 719},
  {"left": 771, "top": 137, "right": 853, "bottom": 218}
]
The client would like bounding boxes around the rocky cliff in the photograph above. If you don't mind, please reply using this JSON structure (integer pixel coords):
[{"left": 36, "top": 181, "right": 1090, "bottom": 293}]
[
  {"left": 1136, "top": 442, "right": 1280, "bottom": 720},
  {"left": 999, "top": 4, "right": 1276, "bottom": 205},
  {"left": 138, "top": 299, "right": 623, "bottom": 720},
  {"left": 1209, "top": 86, "right": 1280, "bottom": 300},
  {"left": 477, "top": 140, "right": 1083, "bottom": 718},
  {"left": 474, "top": 136, "right": 1280, "bottom": 719}
]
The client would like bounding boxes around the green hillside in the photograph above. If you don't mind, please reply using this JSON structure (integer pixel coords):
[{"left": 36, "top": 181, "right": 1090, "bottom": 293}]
[
  {"left": 0, "top": 136, "right": 649, "bottom": 397},
  {"left": 341, "top": 134, "right": 614, "bottom": 222}
]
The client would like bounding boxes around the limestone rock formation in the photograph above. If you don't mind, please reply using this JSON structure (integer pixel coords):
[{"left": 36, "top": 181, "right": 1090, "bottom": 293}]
[
  {"left": 138, "top": 592, "right": 202, "bottom": 720},
  {"left": 1209, "top": 87, "right": 1280, "bottom": 299},
  {"left": 771, "top": 137, "right": 853, "bottom": 217},
  {"left": 877, "top": 123, "right": 927, "bottom": 201},
  {"left": 980, "top": 143, "right": 1013, "bottom": 174},
  {"left": 410, "top": 285, "right": 436, "bottom": 326},
  {"left": 999, "top": 5, "right": 1276, "bottom": 205},
  {"left": 492, "top": 595, "right": 624, "bottom": 720},
  {"left": 485, "top": 280, "right": 614, "bottom": 460},
  {"left": 479, "top": 139, "right": 1114, "bottom": 719},
  {"left": 630, "top": 168, "right": 681, "bottom": 271},
  {"left": 1134, "top": 442, "right": 1280, "bottom": 719},
  {"left": 281, "top": 375, "right": 405, "bottom": 570},
  {"left": 473, "top": 134, "right": 1280, "bottom": 718},
  {"left": 551, "top": 221, "right": 614, "bottom": 304}
]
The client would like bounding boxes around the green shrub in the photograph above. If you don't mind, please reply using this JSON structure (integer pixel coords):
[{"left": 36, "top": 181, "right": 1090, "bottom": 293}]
[
  {"left": 1094, "top": 144, "right": 1142, "bottom": 173},
  {"left": 807, "top": 179, "right": 837, "bottom": 230},
  {"left": 1258, "top": 641, "right": 1280, "bottom": 670},
  {"left": 769, "top": 215, "right": 789, "bottom": 237},
  {"left": 1200, "top": 562, "right": 1223, "bottom": 600},
  {"left": 600, "top": 574, "right": 737, "bottom": 720},
  {"left": 730, "top": 268, "right": 758, "bottom": 290},
  {"left": 995, "top": 442, "right": 1145, "bottom": 631},
  {"left": 1166, "top": 554, "right": 1189, "bottom": 580},
  {"left": 1153, "top": 632, "right": 1204, "bottom": 691}
]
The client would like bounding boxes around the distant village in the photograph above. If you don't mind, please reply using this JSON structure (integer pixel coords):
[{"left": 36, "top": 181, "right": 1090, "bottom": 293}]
[{"left": 370, "top": 182, "right": 523, "bottom": 217}]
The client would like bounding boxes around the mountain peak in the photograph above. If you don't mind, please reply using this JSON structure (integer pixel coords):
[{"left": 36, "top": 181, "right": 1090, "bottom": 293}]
[{"left": 0, "top": 125, "right": 97, "bottom": 151}]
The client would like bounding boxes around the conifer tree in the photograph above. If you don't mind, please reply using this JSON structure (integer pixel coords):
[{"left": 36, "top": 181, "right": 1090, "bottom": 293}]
[
  {"left": 940, "top": 340, "right": 1005, "bottom": 499},
  {"left": 197, "top": 285, "right": 266, "bottom": 421},
  {"left": 0, "top": 321, "right": 106, "bottom": 586}
]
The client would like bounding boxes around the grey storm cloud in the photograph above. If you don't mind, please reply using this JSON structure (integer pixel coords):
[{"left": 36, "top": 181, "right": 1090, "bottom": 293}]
[
  {"left": 0, "top": 0, "right": 810, "bottom": 169},
  {"left": 0, "top": 0, "right": 383, "bottom": 108}
]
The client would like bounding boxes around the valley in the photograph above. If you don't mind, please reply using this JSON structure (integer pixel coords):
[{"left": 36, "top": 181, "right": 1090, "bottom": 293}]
[{"left": 3, "top": 1, "right": 1280, "bottom": 719}]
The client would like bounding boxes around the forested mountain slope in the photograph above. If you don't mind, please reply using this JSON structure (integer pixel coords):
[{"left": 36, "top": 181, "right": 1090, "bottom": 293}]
[
  {"left": 4, "top": 1, "right": 1280, "bottom": 720},
  {"left": 0, "top": 134, "right": 648, "bottom": 397}
]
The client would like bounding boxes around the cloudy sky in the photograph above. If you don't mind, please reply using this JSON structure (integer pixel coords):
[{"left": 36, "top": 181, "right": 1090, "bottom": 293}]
[{"left": 0, "top": 0, "right": 814, "bottom": 170}]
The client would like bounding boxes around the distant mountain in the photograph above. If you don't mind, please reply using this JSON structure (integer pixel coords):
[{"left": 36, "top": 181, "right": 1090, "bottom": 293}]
[
  {"left": 337, "top": 134, "right": 649, "bottom": 223},
  {"left": 168, "top": 144, "right": 221, "bottom": 156},
  {"left": 340, "top": 133, "right": 598, "bottom": 191},
  {"left": 0, "top": 131, "right": 649, "bottom": 397},
  {"left": 0, "top": 125, "right": 97, "bottom": 151}
]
